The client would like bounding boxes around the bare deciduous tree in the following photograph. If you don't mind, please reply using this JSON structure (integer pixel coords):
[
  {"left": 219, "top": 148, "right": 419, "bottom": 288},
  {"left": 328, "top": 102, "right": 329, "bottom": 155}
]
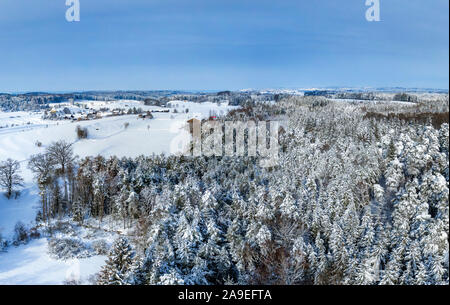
[
  {"left": 46, "top": 140, "right": 76, "bottom": 202},
  {"left": 46, "top": 140, "right": 75, "bottom": 174},
  {"left": 0, "top": 159, "right": 24, "bottom": 199}
]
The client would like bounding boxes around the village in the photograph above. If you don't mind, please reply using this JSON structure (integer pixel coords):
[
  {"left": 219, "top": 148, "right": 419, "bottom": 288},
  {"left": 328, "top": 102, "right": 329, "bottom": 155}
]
[{"left": 43, "top": 99, "right": 171, "bottom": 122}]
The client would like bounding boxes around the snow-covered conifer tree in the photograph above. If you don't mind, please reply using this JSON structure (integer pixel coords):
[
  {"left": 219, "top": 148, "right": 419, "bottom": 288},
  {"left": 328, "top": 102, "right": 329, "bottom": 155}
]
[{"left": 97, "top": 237, "right": 136, "bottom": 285}]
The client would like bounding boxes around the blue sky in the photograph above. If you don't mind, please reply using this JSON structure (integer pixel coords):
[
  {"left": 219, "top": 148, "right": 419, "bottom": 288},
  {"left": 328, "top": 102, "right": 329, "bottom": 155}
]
[{"left": 0, "top": 0, "right": 448, "bottom": 92}]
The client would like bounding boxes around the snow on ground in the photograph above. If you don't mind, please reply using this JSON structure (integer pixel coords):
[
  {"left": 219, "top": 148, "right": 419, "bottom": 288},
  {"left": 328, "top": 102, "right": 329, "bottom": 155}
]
[
  {"left": 74, "top": 99, "right": 159, "bottom": 111},
  {"left": 0, "top": 238, "right": 106, "bottom": 285},
  {"left": 0, "top": 99, "right": 237, "bottom": 284},
  {"left": 0, "top": 184, "right": 40, "bottom": 240},
  {"left": 167, "top": 100, "right": 234, "bottom": 118},
  {"left": 0, "top": 111, "right": 50, "bottom": 129},
  {"left": 0, "top": 99, "right": 238, "bottom": 182}
]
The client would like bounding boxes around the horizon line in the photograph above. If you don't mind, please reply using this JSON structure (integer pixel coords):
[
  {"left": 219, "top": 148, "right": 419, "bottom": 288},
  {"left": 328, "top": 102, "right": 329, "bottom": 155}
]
[{"left": 2, "top": 86, "right": 449, "bottom": 95}]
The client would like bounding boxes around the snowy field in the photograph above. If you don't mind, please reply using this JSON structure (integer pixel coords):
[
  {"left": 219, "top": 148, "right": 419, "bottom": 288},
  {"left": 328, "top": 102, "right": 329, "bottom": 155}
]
[
  {"left": 0, "top": 99, "right": 237, "bottom": 284},
  {"left": 0, "top": 238, "right": 107, "bottom": 285},
  {"left": 0, "top": 186, "right": 40, "bottom": 240},
  {"left": 0, "top": 99, "right": 237, "bottom": 182}
]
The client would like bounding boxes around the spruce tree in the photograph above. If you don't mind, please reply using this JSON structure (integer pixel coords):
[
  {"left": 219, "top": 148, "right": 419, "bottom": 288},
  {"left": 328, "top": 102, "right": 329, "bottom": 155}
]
[{"left": 97, "top": 237, "right": 136, "bottom": 285}]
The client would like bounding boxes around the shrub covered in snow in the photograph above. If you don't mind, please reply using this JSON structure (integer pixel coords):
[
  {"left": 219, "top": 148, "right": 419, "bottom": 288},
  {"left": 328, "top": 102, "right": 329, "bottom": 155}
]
[
  {"left": 13, "top": 221, "right": 29, "bottom": 246},
  {"left": 91, "top": 239, "right": 110, "bottom": 255},
  {"left": 63, "top": 278, "right": 81, "bottom": 285},
  {"left": 53, "top": 221, "right": 77, "bottom": 236},
  {"left": 0, "top": 231, "right": 8, "bottom": 251},
  {"left": 48, "top": 237, "right": 94, "bottom": 260},
  {"left": 76, "top": 125, "right": 88, "bottom": 139}
]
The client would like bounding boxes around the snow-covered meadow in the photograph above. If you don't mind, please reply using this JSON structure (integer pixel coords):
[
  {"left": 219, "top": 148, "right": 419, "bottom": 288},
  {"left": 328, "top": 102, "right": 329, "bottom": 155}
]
[
  {"left": 0, "top": 99, "right": 237, "bottom": 284},
  {"left": 0, "top": 238, "right": 107, "bottom": 285}
]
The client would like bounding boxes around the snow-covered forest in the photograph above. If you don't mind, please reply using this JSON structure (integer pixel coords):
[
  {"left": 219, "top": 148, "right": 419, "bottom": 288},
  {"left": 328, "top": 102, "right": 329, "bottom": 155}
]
[{"left": 1, "top": 93, "right": 447, "bottom": 285}]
